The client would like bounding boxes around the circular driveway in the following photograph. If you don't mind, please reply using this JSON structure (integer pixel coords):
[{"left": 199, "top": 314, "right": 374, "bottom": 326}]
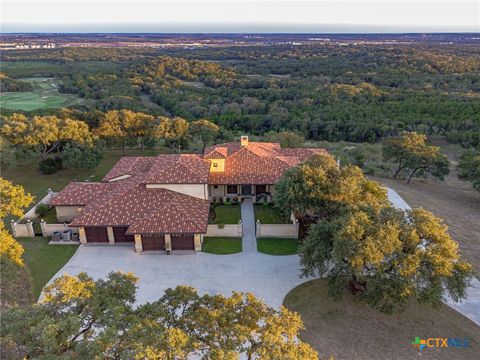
[{"left": 48, "top": 245, "right": 314, "bottom": 308}]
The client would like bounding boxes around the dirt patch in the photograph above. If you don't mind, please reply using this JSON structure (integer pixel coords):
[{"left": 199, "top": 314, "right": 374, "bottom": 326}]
[{"left": 284, "top": 279, "right": 480, "bottom": 360}]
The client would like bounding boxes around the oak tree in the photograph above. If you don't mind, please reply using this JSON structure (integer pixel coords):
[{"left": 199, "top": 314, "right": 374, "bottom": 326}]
[
  {"left": 1, "top": 272, "right": 318, "bottom": 359},
  {"left": 300, "top": 207, "right": 472, "bottom": 313},
  {"left": 457, "top": 150, "right": 480, "bottom": 191},
  {"left": 189, "top": 119, "right": 219, "bottom": 151}
]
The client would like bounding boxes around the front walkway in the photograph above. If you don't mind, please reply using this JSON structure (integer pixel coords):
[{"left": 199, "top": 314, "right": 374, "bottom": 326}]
[{"left": 241, "top": 198, "right": 256, "bottom": 252}]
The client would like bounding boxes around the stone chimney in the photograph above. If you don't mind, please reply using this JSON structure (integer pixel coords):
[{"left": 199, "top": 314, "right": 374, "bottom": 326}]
[{"left": 240, "top": 135, "right": 249, "bottom": 147}]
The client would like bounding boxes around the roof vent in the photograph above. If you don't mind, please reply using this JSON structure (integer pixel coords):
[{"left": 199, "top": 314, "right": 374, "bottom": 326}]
[{"left": 240, "top": 135, "right": 249, "bottom": 147}]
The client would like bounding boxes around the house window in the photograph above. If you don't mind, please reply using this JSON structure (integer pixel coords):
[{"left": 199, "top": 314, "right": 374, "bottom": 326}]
[
  {"left": 213, "top": 162, "right": 218, "bottom": 168},
  {"left": 213, "top": 185, "right": 218, "bottom": 189},
  {"left": 227, "top": 185, "right": 237, "bottom": 194}
]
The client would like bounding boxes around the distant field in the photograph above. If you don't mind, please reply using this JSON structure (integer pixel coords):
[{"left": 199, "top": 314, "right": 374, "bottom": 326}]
[{"left": 0, "top": 77, "right": 83, "bottom": 110}]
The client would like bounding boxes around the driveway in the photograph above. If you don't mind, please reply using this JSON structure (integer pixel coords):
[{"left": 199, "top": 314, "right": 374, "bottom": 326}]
[
  {"left": 388, "top": 187, "right": 480, "bottom": 325},
  {"left": 47, "top": 188, "right": 480, "bottom": 325},
  {"left": 48, "top": 246, "right": 310, "bottom": 308}
]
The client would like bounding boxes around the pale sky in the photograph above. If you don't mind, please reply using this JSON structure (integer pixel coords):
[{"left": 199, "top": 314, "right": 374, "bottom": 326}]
[{"left": 1, "top": 0, "right": 479, "bottom": 33}]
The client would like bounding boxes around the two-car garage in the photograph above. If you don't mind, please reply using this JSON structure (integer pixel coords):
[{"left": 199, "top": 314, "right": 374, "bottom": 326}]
[
  {"left": 83, "top": 226, "right": 134, "bottom": 244},
  {"left": 82, "top": 227, "right": 194, "bottom": 252},
  {"left": 142, "top": 234, "right": 195, "bottom": 251}
]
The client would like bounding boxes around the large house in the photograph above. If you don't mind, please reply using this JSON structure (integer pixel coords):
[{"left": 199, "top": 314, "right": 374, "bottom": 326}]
[{"left": 49, "top": 136, "right": 327, "bottom": 252}]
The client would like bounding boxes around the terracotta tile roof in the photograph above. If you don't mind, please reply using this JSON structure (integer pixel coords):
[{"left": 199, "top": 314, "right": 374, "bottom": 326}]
[
  {"left": 204, "top": 147, "right": 228, "bottom": 159},
  {"left": 49, "top": 182, "right": 114, "bottom": 206},
  {"left": 103, "top": 157, "right": 156, "bottom": 181},
  {"left": 205, "top": 142, "right": 328, "bottom": 185},
  {"left": 144, "top": 154, "right": 210, "bottom": 184},
  {"left": 69, "top": 184, "right": 210, "bottom": 234}
]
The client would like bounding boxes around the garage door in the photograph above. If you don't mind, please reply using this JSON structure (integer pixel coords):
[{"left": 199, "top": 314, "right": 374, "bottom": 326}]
[
  {"left": 113, "top": 227, "right": 134, "bottom": 243},
  {"left": 142, "top": 234, "right": 165, "bottom": 251},
  {"left": 85, "top": 227, "right": 109, "bottom": 243},
  {"left": 171, "top": 234, "right": 195, "bottom": 250}
]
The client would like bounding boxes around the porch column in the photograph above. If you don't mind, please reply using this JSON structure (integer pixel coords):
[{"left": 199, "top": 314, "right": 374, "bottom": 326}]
[
  {"left": 107, "top": 227, "right": 115, "bottom": 244},
  {"left": 165, "top": 234, "right": 172, "bottom": 252},
  {"left": 194, "top": 234, "right": 202, "bottom": 251},
  {"left": 134, "top": 234, "right": 143, "bottom": 253},
  {"left": 79, "top": 227, "right": 87, "bottom": 244}
]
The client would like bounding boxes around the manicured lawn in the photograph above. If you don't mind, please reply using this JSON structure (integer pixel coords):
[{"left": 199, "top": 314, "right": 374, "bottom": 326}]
[
  {"left": 0, "top": 91, "right": 80, "bottom": 111},
  {"left": 202, "top": 237, "right": 242, "bottom": 254},
  {"left": 18, "top": 237, "right": 79, "bottom": 299},
  {"left": 254, "top": 205, "right": 289, "bottom": 224},
  {"left": 210, "top": 205, "right": 241, "bottom": 224},
  {"left": 256, "top": 237, "right": 298, "bottom": 255},
  {"left": 284, "top": 279, "right": 480, "bottom": 360}
]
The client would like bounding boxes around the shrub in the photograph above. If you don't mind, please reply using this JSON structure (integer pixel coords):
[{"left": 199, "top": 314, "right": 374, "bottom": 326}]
[
  {"left": 35, "top": 204, "right": 51, "bottom": 218},
  {"left": 61, "top": 143, "right": 103, "bottom": 170},
  {"left": 142, "top": 137, "right": 157, "bottom": 149},
  {"left": 38, "top": 157, "right": 62, "bottom": 175}
]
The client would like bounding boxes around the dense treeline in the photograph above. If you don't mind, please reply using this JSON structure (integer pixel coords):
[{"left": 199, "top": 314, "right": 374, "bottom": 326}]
[
  {"left": 0, "top": 73, "right": 33, "bottom": 92},
  {"left": 1, "top": 44, "right": 479, "bottom": 146}
]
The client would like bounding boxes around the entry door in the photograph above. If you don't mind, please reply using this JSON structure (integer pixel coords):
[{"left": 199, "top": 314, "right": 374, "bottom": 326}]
[{"left": 241, "top": 185, "right": 252, "bottom": 196}]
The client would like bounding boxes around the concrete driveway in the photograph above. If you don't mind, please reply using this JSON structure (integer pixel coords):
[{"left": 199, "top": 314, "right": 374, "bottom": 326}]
[{"left": 48, "top": 246, "right": 311, "bottom": 308}]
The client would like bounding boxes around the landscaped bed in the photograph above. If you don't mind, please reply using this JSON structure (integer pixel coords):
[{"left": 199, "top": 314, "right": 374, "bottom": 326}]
[
  {"left": 202, "top": 237, "right": 242, "bottom": 254},
  {"left": 209, "top": 205, "right": 241, "bottom": 224},
  {"left": 18, "top": 237, "right": 78, "bottom": 299},
  {"left": 254, "top": 205, "right": 289, "bottom": 224},
  {"left": 284, "top": 279, "right": 480, "bottom": 360},
  {"left": 256, "top": 237, "right": 298, "bottom": 255}
]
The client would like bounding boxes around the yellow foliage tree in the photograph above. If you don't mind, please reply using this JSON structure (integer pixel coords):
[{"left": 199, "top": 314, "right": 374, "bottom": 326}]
[
  {"left": 0, "top": 178, "right": 33, "bottom": 266},
  {"left": 0, "top": 114, "right": 94, "bottom": 158}
]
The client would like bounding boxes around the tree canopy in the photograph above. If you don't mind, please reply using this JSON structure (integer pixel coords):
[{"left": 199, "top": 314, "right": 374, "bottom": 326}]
[
  {"left": 457, "top": 150, "right": 480, "bottom": 192},
  {"left": 383, "top": 131, "right": 450, "bottom": 183},
  {"left": 0, "top": 114, "right": 94, "bottom": 158},
  {"left": 266, "top": 131, "right": 305, "bottom": 148},
  {"left": 189, "top": 119, "right": 219, "bottom": 151},
  {"left": 275, "top": 154, "right": 472, "bottom": 313},
  {"left": 1, "top": 272, "right": 318, "bottom": 359}
]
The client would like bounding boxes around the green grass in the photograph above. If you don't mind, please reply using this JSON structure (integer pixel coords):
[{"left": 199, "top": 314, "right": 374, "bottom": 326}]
[
  {"left": 202, "top": 237, "right": 242, "bottom": 254},
  {"left": 0, "top": 77, "right": 85, "bottom": 111},
  {"left": 18, "top": 237, "right": 78, "bottom": 299},
  {"left": 256, "top": 237, "right": 298, "bottom": 255},
  {"left": 0, "top": 91, "right": 81, "bottom": 111},
  {"left": 254, "top": 205, "right": 289, "bottom": 224},
  {"left": 41, "top": 207, "right": 59, "bottom": 224},
  {"left": 210, "top": 205, "right": 241, "bottom": 224}
]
